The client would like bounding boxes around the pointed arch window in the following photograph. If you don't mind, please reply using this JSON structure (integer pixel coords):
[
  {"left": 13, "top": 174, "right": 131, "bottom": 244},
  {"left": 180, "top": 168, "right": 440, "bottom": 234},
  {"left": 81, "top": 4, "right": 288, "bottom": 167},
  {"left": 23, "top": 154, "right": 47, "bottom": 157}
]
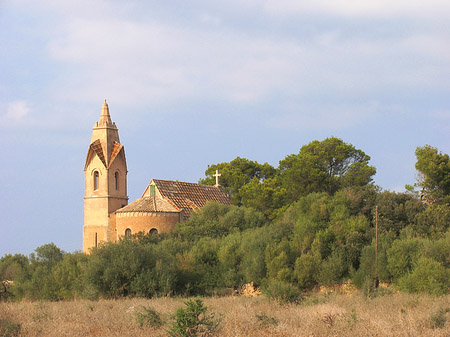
[
  {"left": 125, "top": 228, "right": 131, "bottom": 238},
  {"left": 115, "top": 172, "right": 119, "bottom": 190},
  {"left": 94, "top": 171, "right": 99, "bottom": 190}
]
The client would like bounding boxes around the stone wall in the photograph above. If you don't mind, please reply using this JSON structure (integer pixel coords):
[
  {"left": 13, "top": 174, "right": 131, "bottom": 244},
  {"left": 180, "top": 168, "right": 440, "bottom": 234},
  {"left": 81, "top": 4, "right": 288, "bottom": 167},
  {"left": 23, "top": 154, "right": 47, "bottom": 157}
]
[{"left": 115, "top": 211, "right": 181, "bottom": 238}]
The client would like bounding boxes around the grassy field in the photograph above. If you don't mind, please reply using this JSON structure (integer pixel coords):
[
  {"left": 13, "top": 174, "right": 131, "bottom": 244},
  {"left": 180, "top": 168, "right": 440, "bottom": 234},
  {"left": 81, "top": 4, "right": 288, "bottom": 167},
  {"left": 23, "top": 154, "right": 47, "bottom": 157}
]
[{"left": 1, "top": 291, "right": 450, "bottom": 336}]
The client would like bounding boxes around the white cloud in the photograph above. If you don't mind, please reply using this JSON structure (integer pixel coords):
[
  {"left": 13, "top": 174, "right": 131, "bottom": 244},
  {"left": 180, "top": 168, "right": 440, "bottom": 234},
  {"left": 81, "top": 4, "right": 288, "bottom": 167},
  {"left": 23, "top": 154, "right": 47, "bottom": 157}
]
[
  {"left": 5, "top": 0, "right": 445, "bottom": 127},
  {"left": 0, "top": 101, "right": 35, "bottom": 129},
  {"left": 262, "top": 0, "right": 450, "bottom": 18},
  {"left": 42, "top": 0, "right": 450, "bottom": 110},
  {"left": 5, "top": 101, "right": 30, "bottom": 120},
  {"left": 46, "top": 15, "right": 311, "bottom": 105}
]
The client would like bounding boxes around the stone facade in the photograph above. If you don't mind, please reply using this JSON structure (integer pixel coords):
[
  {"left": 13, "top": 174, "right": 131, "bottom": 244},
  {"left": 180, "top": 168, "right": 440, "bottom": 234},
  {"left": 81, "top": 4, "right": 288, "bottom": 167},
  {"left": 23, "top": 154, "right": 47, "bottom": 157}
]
[
  {"left": 115, "top": 211, "right": 181, "bottom": 237},
  {"left": 83, "top": 101, "right": 231, "bottom": 253}
]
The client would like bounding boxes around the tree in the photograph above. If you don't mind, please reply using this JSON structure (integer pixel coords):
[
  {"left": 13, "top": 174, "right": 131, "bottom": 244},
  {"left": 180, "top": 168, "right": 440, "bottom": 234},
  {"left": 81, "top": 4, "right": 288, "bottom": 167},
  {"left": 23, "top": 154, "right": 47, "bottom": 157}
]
[
  {"left": 31, "top": 243, "right": 64, "bottom": 266},
  {"left": 415, "top": 145, "right": 450, "bottom": 204},
  {"left": 239, "top": 176, "right": 286, "bottom": 219},
  {"left": 397, "top": 256, "right": 449, "bottom": 295},
  {"left": 279, "top": 137, "right": 376, "bottom": 202},
  {"left": 200, "top": 157, "right": 276, "bottom": 205},
  {"left": 413, "top": 203, "right": 450, "bottom": 238},
  {"left": 375, "top": 191, "right": 424, "bottom": 235}
]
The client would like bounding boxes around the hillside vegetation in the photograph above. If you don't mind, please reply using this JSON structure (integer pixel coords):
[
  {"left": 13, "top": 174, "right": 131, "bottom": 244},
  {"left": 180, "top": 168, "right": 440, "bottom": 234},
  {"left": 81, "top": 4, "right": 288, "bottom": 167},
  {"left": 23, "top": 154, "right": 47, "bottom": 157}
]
[{"left": 0, "top": 138, "right": 449, "bottom": 302}]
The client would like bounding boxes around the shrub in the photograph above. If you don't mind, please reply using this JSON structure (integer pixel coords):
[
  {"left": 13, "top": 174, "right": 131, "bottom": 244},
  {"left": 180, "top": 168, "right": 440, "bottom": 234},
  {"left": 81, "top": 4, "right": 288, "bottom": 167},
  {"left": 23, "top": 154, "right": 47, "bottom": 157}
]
[
  {"left": 255, "top": 313, "right": 278, "bottom": 326},
  {"left": 317, "top": 251, "right": 346, "bottom": 285},
  {"left": 294, "top": 253, "right": 319, "bottom": 290},
  {"left": 262, "top": 279, "right": 303, "bottom": 304},
  {"left": 429, "top": 307, "right": 450, "bottom": 329},
  {"left": 135, "top": 306, "right": 163, "bottom": 328},
  {"left": 0, "top": 319, "right": 21, "bottom": 337},
  {"left": 360, "top": 277, "right": 393, "bottom": 299},
  {"left": 397, "top": 257, "right": 449, "bottom": 295},
  {"left": 169, "top": 299, "right": 220, "bottom": 337},
  {"left": 387, "top": 238, "right": 423, "bottom": 279}
]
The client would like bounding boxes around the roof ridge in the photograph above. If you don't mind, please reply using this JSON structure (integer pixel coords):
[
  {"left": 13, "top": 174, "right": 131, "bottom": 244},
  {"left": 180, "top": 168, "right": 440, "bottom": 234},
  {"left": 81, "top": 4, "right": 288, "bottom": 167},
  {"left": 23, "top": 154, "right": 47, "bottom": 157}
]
[{"left": 153, "top": 178, "right": 221, "bottom": 188}]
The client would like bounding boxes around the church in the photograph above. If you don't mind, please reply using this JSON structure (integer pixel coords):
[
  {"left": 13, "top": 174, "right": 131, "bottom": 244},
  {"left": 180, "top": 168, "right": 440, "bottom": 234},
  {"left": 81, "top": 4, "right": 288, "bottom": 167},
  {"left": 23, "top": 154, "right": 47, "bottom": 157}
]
[{"left": 83, "top": 100, "right": 231, "bottom": 253}]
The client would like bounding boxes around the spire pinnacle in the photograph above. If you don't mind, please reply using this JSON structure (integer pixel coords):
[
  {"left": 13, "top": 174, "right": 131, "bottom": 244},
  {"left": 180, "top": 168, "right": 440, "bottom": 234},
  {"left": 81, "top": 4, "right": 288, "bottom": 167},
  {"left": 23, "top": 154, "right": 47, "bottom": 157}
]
[{"left": 99, "top": 99, "right": 112, "bottom": 125}]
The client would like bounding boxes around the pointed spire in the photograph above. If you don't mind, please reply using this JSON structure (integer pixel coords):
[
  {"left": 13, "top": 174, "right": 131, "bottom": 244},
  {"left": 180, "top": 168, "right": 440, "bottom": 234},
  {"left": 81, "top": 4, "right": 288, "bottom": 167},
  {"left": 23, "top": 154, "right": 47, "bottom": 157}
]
[{"left": 99, "top": 99, "right": 112, "bottom": 125}]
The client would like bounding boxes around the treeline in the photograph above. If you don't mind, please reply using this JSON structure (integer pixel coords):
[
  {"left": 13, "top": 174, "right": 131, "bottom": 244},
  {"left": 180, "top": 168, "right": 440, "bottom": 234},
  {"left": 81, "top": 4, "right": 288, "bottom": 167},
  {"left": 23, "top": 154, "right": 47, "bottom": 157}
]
[{"left": 1, "top": 138, "right": 449, "bottom": 301}]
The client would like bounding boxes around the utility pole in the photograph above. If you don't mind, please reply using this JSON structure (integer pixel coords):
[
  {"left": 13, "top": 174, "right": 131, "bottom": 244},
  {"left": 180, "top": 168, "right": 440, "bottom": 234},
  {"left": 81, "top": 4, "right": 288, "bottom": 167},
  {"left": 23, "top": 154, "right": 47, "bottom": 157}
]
[{"left": 375, "top": 205, "right": 379, "bottom": 288}]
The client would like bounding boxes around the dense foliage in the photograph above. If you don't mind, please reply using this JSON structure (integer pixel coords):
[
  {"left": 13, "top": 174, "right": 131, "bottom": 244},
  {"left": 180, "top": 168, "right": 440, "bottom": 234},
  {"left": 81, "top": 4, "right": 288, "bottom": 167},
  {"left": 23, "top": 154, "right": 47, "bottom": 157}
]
[{"left": 1, "top": 139, "right": 449, "bottom": 301}]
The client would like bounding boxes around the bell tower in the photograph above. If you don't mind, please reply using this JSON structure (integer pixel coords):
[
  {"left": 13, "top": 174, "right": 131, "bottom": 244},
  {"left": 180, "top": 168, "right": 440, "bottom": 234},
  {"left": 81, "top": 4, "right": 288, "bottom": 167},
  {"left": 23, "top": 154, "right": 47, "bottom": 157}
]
[{"left": 83, "top": 100, "right": 128, "bottom": 253}]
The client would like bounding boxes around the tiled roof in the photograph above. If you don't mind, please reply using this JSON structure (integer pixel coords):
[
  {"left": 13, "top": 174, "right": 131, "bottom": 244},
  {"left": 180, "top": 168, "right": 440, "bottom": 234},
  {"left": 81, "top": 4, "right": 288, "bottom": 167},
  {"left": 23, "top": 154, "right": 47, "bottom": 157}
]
[
  {"left": 90, "top": 139, "right": 107, "bottom": 168},
  {"left": 108, "top": 141, "right": 123, "bottom": 168},
  {"left": 152, "top": 179, "right": 232, "bottom": 220},
  {"left": 115, "top": 196, "right": 180, "bottom": 213}
]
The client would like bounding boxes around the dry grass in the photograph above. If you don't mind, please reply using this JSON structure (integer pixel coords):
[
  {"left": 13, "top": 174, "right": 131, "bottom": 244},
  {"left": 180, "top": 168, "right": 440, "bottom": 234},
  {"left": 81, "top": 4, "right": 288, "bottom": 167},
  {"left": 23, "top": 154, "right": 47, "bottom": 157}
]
[{"left": 1, "top": 292, "right": 450, "bottom": 336}]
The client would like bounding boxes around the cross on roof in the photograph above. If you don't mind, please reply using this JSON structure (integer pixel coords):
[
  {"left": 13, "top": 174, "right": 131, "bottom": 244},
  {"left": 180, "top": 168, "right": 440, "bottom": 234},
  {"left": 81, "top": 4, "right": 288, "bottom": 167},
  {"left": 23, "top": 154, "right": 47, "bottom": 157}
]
[{"left": 213, "top": 170, "right": 221, "bottom": 187}]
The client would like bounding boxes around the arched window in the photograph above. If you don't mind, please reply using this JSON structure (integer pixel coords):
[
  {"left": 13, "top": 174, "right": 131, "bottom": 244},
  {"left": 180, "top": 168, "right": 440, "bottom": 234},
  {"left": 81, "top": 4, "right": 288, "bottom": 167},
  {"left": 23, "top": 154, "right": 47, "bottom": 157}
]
[
  {"left": 149, "top": 228, "right": 158, "bottom": 235},
  {"left": 115, "top": 172, "right": 119, "bottom": 190},
  {"left": 125, "top": 228, "right": 131, "bottom": 237},
  {"left": 94, "top": 171, "right": 99, "bottom": 190}
]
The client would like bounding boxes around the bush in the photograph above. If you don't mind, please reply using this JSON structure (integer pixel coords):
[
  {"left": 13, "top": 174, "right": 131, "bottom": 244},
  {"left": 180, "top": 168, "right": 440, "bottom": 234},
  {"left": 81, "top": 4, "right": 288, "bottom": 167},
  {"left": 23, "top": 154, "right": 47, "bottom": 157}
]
[
  {"left": 397, "top": 257, "right": 449, "bottom": 295},
  {"left": 262, "top": 279, "right": 303, "bottom": 304},
  {"left": 317, "top": 251, "right": 346, "bottom": 285},
  {"left": 387, "top": 238, "right": 423, "bottom": 279},
  {"left": 255, "top": 313, "right": 278, "bottom": 326},
  {"left": 135, "top": 306, "right": 163, "bottom": 328},
  {"left": 0, "top": 319, "right": 21, "bottom": 337},
  {"left": 360, "top": 277, "right": 393, "bottom": 299},
  {"left": 169, "top": 299, "right": 220, "bottom": 337},
  {"left": 429, "top": 307, "right": 450, "bottom": 329},
  {"left": 294, "top": 254, "right": 319, "bottom": 290}
]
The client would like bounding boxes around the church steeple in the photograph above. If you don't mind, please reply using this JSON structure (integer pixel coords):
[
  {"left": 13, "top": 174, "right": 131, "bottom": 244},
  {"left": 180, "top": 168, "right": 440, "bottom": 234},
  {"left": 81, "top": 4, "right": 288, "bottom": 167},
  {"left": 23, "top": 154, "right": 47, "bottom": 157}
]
[
  {"left": 83, "top": 100, "right": 128, "bottom": 253},
  {"left": 99, "top": 99, "right": 113, "bottom": 126}
]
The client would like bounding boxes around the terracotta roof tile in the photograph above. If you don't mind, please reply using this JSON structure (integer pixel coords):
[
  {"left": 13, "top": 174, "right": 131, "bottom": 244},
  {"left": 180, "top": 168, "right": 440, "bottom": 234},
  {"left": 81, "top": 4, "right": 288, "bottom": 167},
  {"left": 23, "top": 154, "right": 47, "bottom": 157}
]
[
  {"left": 152, "top": 179, "right": 232, "bottom": 220},
  {"left": 115, "top": 196, "right": 180, "bottom": 213},
  {"left": 108, "top": 141, "right": 123, "bottom": 168},
  {"left": 90, "top": 139, "right": 107, "bottom": 167}
]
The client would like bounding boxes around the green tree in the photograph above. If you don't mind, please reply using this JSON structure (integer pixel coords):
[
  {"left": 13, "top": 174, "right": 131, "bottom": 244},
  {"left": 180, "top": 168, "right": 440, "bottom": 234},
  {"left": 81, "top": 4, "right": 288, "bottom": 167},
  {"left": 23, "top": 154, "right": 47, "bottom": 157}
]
[
  {"left": 375, "top": 191, "right": 424, "bottom": 235},
  {"left": 0, "top": 254, "right": 29, "bottom": 282},
  {"left": 217, "top": 232, "right": 243, "bottom": 287},
  {"left": 17, "top": 243, "right": 66, "bottom": 300},
  {"left": 239, "top": 227, "right": 272, "bottom": 284},
  {"left": 86, "top": 239, "right": 157, "bottom": 298},
  {"left": 175, "top": 202, "right": 265, "bottom": 240},
  {"left": 387, "top": 238, "right": 424, "bottom": 280},
  {"left": 189, "top": 238, "right": 221, "bottom": 291},
  {"left": 397, "top": 256, "right": 449, "bottom": 295},
  {"left": 200, "top": 157, "right": 276, "bottom": 205},
  {"left": 294, "top": 253, "right": 319, "bottom": 290},
  {"left": 239, "top": 176, "right": 286, "bottom": 219},
  {"left": 53, "top": 252, "right": 88, "bottom": 300},
  {"left": 415, "top": 145, "right": 450, "bottom": 204},
  {"left": 265, "top": 239, "right": 294, "bottom": 283},
  {"left": 413, "top": 203, "right": 450, "bottom": 238},
  {"left": 31, "top": 243, "right": 64, "bottom": 266},
  {"left": 279, "top": 137, "right": 376, "bottom": 202}
]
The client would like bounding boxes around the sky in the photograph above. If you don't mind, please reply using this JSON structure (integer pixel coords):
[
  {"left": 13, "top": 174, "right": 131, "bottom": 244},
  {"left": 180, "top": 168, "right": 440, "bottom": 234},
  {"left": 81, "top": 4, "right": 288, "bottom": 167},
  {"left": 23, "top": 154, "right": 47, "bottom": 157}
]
[{"left": 0, "top": 0, "right": 449, "bottom": 257}]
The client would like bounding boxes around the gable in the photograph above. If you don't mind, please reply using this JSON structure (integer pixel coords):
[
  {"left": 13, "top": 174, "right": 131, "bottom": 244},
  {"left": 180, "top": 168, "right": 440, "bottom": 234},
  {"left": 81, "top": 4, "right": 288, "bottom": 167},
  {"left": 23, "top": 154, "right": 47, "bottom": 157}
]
[{"left": 84, "top": 139, "right": 126, "bottom": 170}]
